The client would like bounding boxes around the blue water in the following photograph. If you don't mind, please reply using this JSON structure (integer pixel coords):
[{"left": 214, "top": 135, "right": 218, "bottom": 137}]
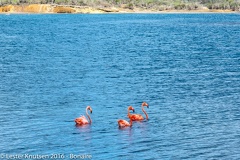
[{"left": 0, "top": 13, "right": 240, "bottom": 159}]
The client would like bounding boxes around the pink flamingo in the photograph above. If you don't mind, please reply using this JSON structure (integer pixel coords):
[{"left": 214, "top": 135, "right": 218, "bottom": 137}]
[
  {"left": 128, "top": 102, "right": 149, "bottom": 121},
  {"left": 75, "top": 106, "right": 92, "bottom": 125},
  {"left": 118, "top": 106, "right": 135, "bottom": 128}
]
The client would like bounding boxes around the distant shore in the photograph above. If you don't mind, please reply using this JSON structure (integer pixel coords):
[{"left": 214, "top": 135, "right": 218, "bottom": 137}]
[{"left": 0, "top": 4, "right": 239, "bottom": 14}]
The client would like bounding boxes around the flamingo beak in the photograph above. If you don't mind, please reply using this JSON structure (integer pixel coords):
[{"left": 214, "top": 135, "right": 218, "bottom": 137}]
[
  {"left": 147, "top": 105, "right": 149, "bottom": 108},
  {"left": 90, "top": 110, "right": 92, "bottom": 113},
  {"left": 133, "top": 109, "right": 135, "bottom": 112}
]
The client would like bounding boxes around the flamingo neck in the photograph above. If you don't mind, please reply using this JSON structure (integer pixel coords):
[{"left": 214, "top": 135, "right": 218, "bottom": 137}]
[
  {"left": 86, "top": 108, "right": 92, "bottom": 124},
  {"left": 142, "top": 105, "right": 148, "bottom": 120},
  {"left": 129, "top": 119, "right": 133, "bottom": 127},
  {"left": 128, "top": 108, "right": 131, "bottom": 118}
]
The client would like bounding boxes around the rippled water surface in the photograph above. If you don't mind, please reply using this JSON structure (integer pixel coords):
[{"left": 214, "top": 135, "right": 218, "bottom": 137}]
[{"left": 0, "top": 13, "right": 240, "bottom": 159}]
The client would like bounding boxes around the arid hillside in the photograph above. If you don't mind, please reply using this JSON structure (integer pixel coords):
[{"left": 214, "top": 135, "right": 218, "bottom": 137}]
[
  {"left": 0, "top": 4, "right": 115, "bottom": 13},
  {"left": 0, "top": 4, "right": 238, "bottom": 13}
]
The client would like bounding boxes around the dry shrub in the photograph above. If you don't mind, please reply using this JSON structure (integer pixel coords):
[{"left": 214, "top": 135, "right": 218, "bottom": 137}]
[{"left": 1, "top": 5, "right": 14, "bottom": 12}]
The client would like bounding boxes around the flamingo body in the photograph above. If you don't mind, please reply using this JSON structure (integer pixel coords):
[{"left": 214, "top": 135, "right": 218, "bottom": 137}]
[
  {"left": 129, "top": 114, "right": 144, "bottom": 121},
  {"left": 118, "top": 119, "right": 132, "bottom": 128},
  {"left": 75, "top": 115, "right": 89, "bottom": 125}
]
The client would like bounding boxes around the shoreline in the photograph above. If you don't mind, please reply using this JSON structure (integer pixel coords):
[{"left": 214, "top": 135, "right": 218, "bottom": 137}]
[{"left": 0, "top": 4, "right": 239, "bottom": 14}]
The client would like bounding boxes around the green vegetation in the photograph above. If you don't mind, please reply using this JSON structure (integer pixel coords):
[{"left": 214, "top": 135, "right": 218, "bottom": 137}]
[{"left": 0, "top": 0, "right": 240, "bottom": 11}]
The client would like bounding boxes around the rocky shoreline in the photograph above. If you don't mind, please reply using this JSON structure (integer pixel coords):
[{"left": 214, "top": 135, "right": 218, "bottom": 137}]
[{"left": 0, "top": 4, "right": 238, "bottom": 14}]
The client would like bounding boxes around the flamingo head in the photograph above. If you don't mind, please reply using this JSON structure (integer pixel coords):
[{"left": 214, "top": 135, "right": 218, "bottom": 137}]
[
  {"left": 142, "top": 102, "right": 149, "bottom": 108},
  {"left": 87, "top": 106, "right": 93, "bottom": 113},
  {"left": 128, "top": 106, "right": 135, "bottom": 112}
]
